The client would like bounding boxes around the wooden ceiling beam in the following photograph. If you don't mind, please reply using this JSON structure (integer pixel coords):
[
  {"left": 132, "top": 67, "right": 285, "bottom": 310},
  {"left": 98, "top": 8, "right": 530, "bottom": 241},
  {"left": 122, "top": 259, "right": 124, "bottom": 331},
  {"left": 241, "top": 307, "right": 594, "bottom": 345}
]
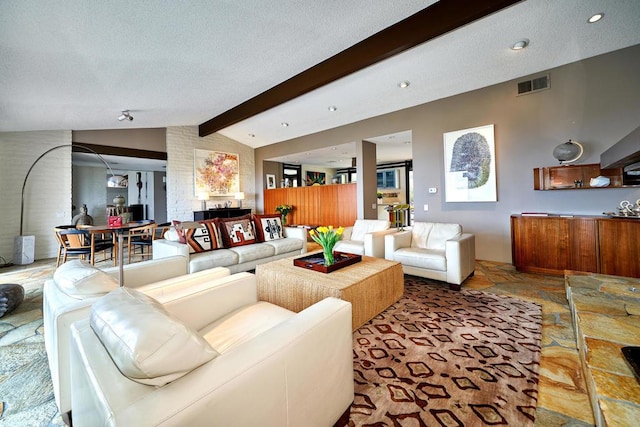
[{"left": 199, "top": 0, "right": 522, "bottom": 137}]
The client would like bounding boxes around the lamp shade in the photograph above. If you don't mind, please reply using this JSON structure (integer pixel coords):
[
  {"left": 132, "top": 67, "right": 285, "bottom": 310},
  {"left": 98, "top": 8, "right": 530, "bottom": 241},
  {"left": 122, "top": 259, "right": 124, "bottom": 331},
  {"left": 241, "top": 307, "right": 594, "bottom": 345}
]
[
  {"left": 197, "top": 192, "right": 209, "bottom": 210},
  {"left": 234, "top": 192, "right": 245, "bottom": 208}
]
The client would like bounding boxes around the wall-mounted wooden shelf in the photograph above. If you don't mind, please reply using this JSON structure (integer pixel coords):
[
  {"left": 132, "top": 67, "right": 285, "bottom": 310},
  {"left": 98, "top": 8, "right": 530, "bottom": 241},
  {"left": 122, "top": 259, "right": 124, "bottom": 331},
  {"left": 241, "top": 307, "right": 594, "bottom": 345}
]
[{"left": 533, "top": 163, "right": 623, "bottom": 190}]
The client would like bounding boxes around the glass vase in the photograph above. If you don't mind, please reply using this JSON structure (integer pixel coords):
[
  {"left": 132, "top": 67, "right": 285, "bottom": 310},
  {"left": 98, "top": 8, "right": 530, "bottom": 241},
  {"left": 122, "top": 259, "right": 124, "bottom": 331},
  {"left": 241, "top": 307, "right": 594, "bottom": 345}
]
[
  {"left": 281, "top": 214, "right": 287, "bottom": 225},
  {"left": 323, "top": 247, "right": 335, "bottom": 266}
]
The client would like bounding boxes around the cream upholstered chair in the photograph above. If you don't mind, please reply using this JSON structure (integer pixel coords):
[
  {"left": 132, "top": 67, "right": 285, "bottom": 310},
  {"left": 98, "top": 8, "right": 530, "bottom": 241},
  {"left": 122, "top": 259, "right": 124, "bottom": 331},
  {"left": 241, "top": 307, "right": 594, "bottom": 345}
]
[
  {"left": 43, "top": 255, "right": 232, "bottom": 416},
  {"left": 385, "top": 222, "right": 475, "bottom": 290},
  {"left": 69, "top": 273, "right": 354, "bottom": 427},
  {"left": 333, "top": 219, "right": 395, "bottom": 258}
]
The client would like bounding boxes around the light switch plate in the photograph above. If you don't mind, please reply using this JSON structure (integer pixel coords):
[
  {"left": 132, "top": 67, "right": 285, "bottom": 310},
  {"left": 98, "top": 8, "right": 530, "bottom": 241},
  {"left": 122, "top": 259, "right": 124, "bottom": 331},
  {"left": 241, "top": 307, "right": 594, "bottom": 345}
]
[{"left": 423, "top": 204, "right": 429, "bottom": 211}]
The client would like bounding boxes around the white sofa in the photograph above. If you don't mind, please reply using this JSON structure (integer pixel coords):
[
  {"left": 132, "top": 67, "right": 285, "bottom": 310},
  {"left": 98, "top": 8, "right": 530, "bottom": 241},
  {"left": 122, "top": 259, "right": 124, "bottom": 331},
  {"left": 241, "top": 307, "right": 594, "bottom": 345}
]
[
  {"left": 153, "top": 226, "right": 307, "bottom": 273},
  {"left": 43, "top": 256, "right": 232, "bottom": 415},
  {"left": 69, "top": 273, "right": 354, "bottom": 427},
  {"left": 385, "top": 222, "right": 475, "bottom": 290},
  {"left": 333, "top": 219, "right": 395, "bottom": 258}
]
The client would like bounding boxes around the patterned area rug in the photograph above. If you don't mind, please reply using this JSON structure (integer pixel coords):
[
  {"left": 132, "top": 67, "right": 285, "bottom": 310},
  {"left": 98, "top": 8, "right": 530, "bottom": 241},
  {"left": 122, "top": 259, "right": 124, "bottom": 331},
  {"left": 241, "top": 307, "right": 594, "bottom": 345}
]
[{"left": 348, "top": 276, "right": 542, "bottom": 426}]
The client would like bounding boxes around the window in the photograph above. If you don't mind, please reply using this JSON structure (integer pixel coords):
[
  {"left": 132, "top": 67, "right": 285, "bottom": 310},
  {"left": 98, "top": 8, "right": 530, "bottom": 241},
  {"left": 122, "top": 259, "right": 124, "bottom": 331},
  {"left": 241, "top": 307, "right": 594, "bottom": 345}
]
[{"left": 377, "top": 169, "right": 398, "bottom": 188}]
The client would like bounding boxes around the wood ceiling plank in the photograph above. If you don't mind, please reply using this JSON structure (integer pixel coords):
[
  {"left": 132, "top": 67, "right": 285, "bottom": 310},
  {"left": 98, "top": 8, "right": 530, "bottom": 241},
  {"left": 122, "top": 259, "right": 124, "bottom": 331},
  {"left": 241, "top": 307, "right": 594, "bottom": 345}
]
[{"left": 199, "top": 0, "right": 522, "bottom": 137}]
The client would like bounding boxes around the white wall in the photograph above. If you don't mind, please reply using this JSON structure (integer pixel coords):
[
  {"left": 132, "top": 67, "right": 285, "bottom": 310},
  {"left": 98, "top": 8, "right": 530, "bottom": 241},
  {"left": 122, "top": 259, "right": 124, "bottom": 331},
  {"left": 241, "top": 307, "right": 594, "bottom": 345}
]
[
  {"left": 0, "top": 131, "right": 72, "bottom": 261},
  {"left": 72, "top": 165, "right": 108, "bottom": 225},
  {"left": 165, "top": 126, "right": 255, "bottom": 221}
]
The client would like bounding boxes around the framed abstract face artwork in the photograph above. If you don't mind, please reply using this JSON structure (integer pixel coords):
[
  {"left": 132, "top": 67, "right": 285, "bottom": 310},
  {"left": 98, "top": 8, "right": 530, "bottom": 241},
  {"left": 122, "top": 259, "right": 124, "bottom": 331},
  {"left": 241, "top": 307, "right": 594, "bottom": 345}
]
[{"left": 443, "top": 124, "right": 497, "bottom": 202}]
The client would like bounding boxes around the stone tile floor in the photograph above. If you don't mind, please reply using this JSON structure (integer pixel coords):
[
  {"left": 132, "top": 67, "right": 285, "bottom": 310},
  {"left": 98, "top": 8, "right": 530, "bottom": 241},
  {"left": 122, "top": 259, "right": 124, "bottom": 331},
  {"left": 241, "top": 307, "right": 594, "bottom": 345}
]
[{"left": 0, "top": 258, "right": 596, "bottom": 426}]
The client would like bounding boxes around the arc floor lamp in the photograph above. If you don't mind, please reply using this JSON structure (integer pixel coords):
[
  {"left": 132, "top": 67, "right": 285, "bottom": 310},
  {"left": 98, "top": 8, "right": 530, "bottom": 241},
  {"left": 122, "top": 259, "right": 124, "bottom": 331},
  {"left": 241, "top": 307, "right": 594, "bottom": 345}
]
[{"left": 15, "top": 144, "right": 123, "bottom": 265}]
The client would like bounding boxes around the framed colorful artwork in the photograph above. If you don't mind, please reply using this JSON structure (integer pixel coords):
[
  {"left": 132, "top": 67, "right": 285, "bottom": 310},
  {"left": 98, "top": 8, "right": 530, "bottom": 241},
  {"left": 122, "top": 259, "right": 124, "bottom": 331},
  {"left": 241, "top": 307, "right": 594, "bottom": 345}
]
[
  {"left": 443, "top": 124, "right": 497, "bottom": 202},
  {"left": 305, "top": 171, "right": 326, "bottom": 186},
  {"left": 194, "top": 149, "right": 239, "bottom": 196}
]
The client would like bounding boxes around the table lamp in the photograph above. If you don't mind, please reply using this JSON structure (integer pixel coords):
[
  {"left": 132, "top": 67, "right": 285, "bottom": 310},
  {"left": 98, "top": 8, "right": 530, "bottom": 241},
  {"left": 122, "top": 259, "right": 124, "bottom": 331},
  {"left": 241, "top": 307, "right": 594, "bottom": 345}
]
[
  {"left": 234, "top": 192, "right": 245, "bottom": 208},
  {"left": 197, "top": 192, "right": 210, "bottom": 210}
]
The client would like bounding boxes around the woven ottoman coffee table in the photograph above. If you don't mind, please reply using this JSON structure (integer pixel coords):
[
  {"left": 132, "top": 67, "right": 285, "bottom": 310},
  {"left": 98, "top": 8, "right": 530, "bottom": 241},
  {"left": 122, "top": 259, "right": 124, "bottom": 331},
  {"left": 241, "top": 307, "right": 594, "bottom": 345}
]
[{"left": 256, "top": 254, "right": 404, "bottom": 330}]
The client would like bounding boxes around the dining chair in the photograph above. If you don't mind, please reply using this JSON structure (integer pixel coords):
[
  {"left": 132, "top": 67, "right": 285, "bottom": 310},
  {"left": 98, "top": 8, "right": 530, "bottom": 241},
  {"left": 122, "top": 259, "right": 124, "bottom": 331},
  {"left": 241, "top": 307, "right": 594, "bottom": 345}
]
[
  {"left": 57, "top": 228, "right": 114, "bottom": 266},
  {"left": 54, "top": 225, "right": 77, "bottom": 267},
  {"left": 126, "top": 223, "right": 157, "bottom": 263}
]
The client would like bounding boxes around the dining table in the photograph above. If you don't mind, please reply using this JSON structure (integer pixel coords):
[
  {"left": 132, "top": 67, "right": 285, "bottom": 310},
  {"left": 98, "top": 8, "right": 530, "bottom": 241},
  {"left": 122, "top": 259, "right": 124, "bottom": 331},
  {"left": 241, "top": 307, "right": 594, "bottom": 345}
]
[{"left": 81, "top": 220, "right": 155, "bottom": 266}]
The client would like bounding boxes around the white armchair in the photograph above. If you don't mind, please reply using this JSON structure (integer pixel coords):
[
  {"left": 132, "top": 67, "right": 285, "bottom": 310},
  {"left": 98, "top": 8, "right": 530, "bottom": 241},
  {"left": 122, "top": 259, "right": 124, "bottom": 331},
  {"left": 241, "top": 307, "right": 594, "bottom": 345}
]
[
  {"left": 69, "top": 273, "right": 354, "bottom": 427},
  {"left": 43, "top": 256, "right": 231, "bottom": 416},
  {"left": 333, "top": 219, "right": 395, "bottom": 258},
  {"left": 385, "top": 222, "right": 475, "bottom": 290}
]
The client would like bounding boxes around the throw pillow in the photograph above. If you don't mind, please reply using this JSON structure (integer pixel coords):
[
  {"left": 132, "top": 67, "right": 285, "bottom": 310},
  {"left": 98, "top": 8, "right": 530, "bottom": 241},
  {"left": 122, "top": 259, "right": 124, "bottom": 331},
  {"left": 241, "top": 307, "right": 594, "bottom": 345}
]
[
  {"left": 185, "top": 219, "right": 221, "bottom": 253},
  {"left": 53, "top": 259, "right": 118, "bottom": 299},
  {"left": 172, "top": 220, "right": 187, "bottom": 244},
  {"left": 218, "top": 214, "right": 257, "bottom": 248},
  {"left": 90, "top": 287, "right": 219, "bottom": 387},
  {"left": 253, "top": 213, "right": 284, "bottom": 242}
]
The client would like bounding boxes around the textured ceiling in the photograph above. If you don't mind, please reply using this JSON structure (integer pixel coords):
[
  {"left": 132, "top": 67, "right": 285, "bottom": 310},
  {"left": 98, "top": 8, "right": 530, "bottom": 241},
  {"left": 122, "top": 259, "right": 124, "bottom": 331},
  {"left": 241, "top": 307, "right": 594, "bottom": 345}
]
[{"left": 2, "top": 0, "right": 640, "bottom": 168}]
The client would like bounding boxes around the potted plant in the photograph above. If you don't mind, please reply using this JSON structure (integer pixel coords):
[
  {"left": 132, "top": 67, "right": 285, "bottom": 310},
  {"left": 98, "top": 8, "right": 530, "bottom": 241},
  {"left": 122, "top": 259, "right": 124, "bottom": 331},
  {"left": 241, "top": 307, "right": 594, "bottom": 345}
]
[{"left": 275, "top": 204, "right": 293, "bottom": 225}]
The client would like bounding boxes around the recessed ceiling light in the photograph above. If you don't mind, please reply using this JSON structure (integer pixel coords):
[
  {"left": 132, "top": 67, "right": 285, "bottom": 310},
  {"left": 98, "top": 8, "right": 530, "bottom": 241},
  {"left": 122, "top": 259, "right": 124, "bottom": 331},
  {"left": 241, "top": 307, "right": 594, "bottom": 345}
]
[
  {"left": 588, "top": 13, "right": 604, "bottom": 23},
  {"left": 398, "top": 81, "right": 410, "bottom": 88},
  {"left": 281, "top": 122, "right": 289, "bottom": 127},
  {"left": 511, "top": 39, "right": 529, "bottom": 50},
  {"left": 331, "top": 147, "right": 336, "bottom": 150},
  {"left": 328, "top": 106, "right": 337, "bottom": 112}
]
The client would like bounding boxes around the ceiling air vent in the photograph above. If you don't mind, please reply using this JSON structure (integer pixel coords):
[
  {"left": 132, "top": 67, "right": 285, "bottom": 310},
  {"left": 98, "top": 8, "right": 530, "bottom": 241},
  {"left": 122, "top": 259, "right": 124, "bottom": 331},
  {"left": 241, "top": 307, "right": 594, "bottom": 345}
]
[{"left": 517, "top": 74, "right": 549, "bottom": 96}]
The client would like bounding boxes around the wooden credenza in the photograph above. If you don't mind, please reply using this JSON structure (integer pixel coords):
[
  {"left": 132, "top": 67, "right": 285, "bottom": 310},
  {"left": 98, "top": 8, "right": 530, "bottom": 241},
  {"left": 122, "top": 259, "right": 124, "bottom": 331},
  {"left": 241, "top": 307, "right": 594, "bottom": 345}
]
[
  {"left": 511, "top": 214, "right": 640, "bottom": 278},
  {"left": 193, "top": 208, "right": 251, "bottom": 221}
]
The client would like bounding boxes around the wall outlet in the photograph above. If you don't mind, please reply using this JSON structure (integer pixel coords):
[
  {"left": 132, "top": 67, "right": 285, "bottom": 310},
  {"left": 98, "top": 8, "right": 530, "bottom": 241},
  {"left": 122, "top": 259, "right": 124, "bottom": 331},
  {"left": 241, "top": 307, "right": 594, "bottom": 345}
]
[
  {"left": 428, "top": 187, "right": 437, "bottom": 194},
  {"left": 371, "top": 203, "right": 377, "bottom": 209},
  {"left": 423, "top": 204, "right": 429, "bottom": 211}
]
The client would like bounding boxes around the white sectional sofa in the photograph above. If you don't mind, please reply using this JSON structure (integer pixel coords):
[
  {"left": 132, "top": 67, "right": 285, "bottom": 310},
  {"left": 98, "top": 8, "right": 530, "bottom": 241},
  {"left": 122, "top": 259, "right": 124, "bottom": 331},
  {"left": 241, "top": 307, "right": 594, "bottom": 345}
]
[
  {"left": 43, "top": 256, "right": 233, "bottom": 416},
  {"left": 385, "top": 221, "right": 475, "bottom": 290},
  {"left": 69, "top": 273, "right": 354, "bottom": 427},
  {"left": 153, "top": 217, "right": 307, "bottom": 273}
]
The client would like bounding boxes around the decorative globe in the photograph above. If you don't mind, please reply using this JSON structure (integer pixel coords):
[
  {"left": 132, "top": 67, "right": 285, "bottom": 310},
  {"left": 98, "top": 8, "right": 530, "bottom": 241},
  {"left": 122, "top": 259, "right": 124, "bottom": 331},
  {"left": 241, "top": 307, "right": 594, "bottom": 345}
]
[{"left": 553, "top": 140, "right": 583, "bottom": 164}]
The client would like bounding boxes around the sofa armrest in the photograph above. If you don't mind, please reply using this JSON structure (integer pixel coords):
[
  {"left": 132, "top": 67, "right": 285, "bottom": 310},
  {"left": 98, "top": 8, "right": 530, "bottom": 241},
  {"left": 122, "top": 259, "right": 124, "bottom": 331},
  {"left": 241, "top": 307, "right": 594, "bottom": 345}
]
[
  {"left": 70, "top": 297, "right": 353, "bottom": 427},
  {"left": 283, "top": 226, "right": 308, "bottom": 253},
  {"left": 384, "top": 230, "right": 412, "bottom": 260},
  {"left": 158, "top": 272, "right": 258, "bottom": 331},
  {"left": 102, "top": 255, "right": 189, "bottom": 287},
  {"left": 364, "top": 228, "right": 398, "bottom": 258},
  {"left": 445, "top": 233, "right": 476, "bottom": 285},
  {"left": 152, "top": 239, "right": 190, "bottom": 260}
]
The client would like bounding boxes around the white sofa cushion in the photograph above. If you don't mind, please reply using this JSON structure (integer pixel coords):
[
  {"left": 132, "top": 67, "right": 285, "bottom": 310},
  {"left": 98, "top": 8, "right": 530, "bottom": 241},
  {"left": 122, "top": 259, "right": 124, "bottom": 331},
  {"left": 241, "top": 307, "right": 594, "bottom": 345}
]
[
  {"left": 427, "top": 223, "right": 462, "bottom": 250},
  {"left": 333, "top": 240, "right": 365, "bottom": 255},
  {"left": 90, "top": 287, "right": 219, "bottom": 387},
  {"left": 53, "top": 260, "right": 118, "bottom": 299},
  {"left": 200, "top": 301, "right": 294, "bottom": 353},
  {"left": 410, "top": 222, "right": 461, "bottom": 250},
  {"left": 350, "top": 219, "right": 390, "bottom": 241},
  {"left": 264, "top": 237, "right": 305, "bottom": 255},
  {"left": 230, "top": 242, "right": 275, "bottom": 263},
  {"left": 392, "top": 248, "right": 447, "bottom": 271}
]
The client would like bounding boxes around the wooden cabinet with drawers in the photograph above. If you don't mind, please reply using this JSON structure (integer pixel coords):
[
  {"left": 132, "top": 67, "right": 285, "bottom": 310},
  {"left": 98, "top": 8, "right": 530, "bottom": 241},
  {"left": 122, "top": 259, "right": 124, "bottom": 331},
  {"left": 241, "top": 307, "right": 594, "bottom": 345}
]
[{"left": 511, "top": 214, "right": 640, "bottom": 278}]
